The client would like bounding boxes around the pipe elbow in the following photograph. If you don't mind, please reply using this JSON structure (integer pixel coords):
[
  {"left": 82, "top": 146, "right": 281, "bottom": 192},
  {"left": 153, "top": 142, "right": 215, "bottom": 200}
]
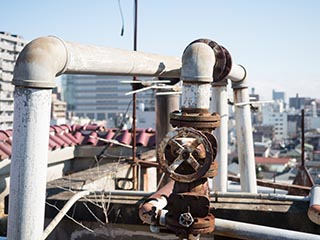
[
  {"left": 13, "top": 36, "right": 68, "bottom": 89},
  {"left": 181, "top": 42, "right": 215, "bottom": 83},
  {"left": 230, "top": 64, "right": 248, "bottom": 89},
  {"left": 139, "top": 196, "right": 168, "bottom": 225}
]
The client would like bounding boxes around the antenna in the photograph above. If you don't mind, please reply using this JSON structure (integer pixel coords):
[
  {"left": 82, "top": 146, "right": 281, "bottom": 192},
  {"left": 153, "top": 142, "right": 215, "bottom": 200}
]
[{"left": 132, "top": 0, "right": 138, "bottom": 191}]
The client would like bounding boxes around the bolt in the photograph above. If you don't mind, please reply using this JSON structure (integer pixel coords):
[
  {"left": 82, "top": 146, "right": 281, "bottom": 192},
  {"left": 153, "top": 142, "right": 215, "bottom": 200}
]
[{"left": 182, "top": 150, "right": 190, "bottom": 160}]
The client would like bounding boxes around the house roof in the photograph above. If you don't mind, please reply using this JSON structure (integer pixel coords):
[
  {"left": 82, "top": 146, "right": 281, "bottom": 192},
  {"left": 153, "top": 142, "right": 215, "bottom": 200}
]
[
  {"left": 0, "top": 124, "right": 156, "bottom": 160},
  {"left": 255, "top": 157, "right": 291, "bottom": 165}
]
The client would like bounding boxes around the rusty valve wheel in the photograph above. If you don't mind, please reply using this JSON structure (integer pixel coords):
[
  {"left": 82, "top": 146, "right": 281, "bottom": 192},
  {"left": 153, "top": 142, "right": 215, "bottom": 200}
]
[{"left": 158, "top": 127, "right": 217, "bottom": 183}]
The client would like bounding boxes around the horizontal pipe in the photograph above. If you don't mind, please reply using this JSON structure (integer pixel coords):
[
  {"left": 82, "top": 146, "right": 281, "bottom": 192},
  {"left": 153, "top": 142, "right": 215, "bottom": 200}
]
[
  {"left": 14, "top": 36, "right": 246, "bottom": 89},
  {"left": 52, "top": 189, "right": 308, "bottom": 202},
  {"left": 228, "top": 175, "right": 311, "bottom": 196},
  {"left": 65, "top": 41, "right": 181, "bottom": 78},
  {"left": 214, "top": 218, "right": 320, "bottom": 240},
  {"left": 211, "top": 192, "right": 310, "bottom": 202},
  {"left": 13, "top": 36, "right": 182, "bottom": 89}
]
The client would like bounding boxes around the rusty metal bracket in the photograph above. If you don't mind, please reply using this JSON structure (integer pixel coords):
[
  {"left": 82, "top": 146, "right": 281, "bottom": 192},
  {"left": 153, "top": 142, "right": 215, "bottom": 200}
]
[{"left": 170, "top": 110, "right": 220, "bottom": 131}]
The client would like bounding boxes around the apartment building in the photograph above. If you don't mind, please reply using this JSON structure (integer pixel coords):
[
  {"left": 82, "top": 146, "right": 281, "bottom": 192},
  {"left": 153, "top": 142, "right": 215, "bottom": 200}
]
[
  {"left": 262, "top": 101, "right": 288, "bottom": 141},
  {"left": 0, "top": 32, "right": 27, "bottom": 129},
  {"left": 62, "top": 75, "right": 156, "bottom": 128}
]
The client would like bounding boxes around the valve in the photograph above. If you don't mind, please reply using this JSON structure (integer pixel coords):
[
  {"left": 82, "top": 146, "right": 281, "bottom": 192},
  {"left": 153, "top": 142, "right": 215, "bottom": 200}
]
[
  {"left": 179, "top": 211, "right": 194, "bottom": 228},
  {"left": 158, "top": 127, "right": 217, "bottom": 183}
]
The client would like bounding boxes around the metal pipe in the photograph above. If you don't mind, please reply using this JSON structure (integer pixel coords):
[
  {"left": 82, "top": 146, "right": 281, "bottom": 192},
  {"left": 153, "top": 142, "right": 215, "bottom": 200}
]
[
  {"left": 41, "top": 190, "right": 91, "bottom": 240},
  {"left": 132, "top": 0, "right": 138, "bottom": 191},
  {"left": 227, "top": 64, "right": 246, "bottom": 82},
  {"left": 308, "top": 185, "right": 320, "bottom": 225},
  {"left": 211, "top": 191, "right": 310, "bottom": 202},
  {"left": 214, "top": 218, "right": 320, "bottom": 240},
  {"left": 64, "top": 40, "right": 181, "bottom": 78},
  {"left": 13, "top": 36, "right": 181, "bottom": 89},
  {"left": 301, "top": 109, "right": 305, "bottom": 166},
  {"left": 232, "top": 78, "right": 257, "bottom": 193},
  {"left": 156, "top": 90, "right": 180, "bottom": 185},
  {"left": 211, "top": 80, "right": 228, "bottom": 192},
  {"left": 8, "top": 87, "right": 52, "bottom": 240},
  {"left": 9, "top": 36, "right": 182, "bottom": 240},
  {"left": 138, "top": 180, "right": 174, "bottom": 225},
  {"left": 181, "top": 42, "right": 215, "bottom": 110}
]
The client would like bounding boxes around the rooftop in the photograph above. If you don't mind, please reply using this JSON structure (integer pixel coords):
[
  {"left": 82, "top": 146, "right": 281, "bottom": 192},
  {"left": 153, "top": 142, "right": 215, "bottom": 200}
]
[{"left": 0, "top": 124, "right": 156, "bottom": 160}]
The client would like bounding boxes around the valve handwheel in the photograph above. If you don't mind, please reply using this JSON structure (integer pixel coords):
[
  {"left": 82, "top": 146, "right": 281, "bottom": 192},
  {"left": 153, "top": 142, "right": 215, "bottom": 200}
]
[{"left": 158, "top": 127, "right": 217, "bottom": 183}]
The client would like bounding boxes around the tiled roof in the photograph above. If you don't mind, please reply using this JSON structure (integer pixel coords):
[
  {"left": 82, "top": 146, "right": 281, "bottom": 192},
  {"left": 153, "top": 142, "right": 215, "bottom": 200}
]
[
  {"left": 0, "top": 124, "right": 156, "bottom": 160},
  {"left": 255, "top": 157, "right": 291, "bottom": 165}
]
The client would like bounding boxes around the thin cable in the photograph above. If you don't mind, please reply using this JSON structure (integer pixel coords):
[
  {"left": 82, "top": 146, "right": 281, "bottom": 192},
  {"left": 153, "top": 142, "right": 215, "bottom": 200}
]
[
  {"left": 118, "top": 0, "right": 125, "bottom": 36},
  {"left": 94, "top": 99, "right": 133, "bottom": 166}
]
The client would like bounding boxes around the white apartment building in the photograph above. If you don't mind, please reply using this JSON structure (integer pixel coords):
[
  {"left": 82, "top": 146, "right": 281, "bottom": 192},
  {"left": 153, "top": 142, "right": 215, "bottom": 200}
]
[
  {"left": 262, "top": 100, "right": 288, "bottom": 140},
  {"left": 62, "top": 75, "right": 156, "bottom": 128},
  {"left": 0, "top": 32, "right": 27, "bottom": 129}
]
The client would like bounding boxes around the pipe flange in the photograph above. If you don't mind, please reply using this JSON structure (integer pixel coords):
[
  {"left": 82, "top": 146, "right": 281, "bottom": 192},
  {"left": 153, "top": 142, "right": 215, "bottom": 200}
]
[
  {"left": 158, "top": 127, "right": 216, "bottom": 183},
  {"left": 170, "top": 110, "right": 220, "bottom": 130},
  {"left": 218, "top": 46, "right": 232, "bottom": 81}
]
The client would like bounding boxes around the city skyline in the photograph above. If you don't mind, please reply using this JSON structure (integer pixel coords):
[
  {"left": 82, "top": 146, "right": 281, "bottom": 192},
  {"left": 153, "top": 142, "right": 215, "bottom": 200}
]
[{"left": 1, "top": 0, "right": 320, "bottom": 100}]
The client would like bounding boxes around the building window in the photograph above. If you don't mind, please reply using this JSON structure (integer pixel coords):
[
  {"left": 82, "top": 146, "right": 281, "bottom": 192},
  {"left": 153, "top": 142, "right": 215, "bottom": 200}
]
[{"left": 97, "top": 113, "right": 105, "bottom": 120}]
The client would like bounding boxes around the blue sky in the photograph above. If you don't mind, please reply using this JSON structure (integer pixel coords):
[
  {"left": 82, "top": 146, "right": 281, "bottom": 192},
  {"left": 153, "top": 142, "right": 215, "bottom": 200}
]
[{"left": 1, "top": 0, "right": 320, "bottom": 101}]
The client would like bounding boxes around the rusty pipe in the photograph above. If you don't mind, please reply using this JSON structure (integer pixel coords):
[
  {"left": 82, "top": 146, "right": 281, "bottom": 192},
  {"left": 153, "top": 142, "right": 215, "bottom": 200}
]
[
  {"left": 139, "top": 180, "right": 174, "bottom": 226},
  {"left": 9, "top": 36, "right": 181, "bottom": 240}
]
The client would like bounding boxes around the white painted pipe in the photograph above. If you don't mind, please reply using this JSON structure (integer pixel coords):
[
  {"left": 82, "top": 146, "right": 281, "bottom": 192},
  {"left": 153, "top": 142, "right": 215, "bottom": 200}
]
[
  {"left": 182, "top": 83, "right": 212, "bottom": 109},
  {"left": 65, "top": 40, "right": 181, "bottom": 77},
  {"left": 13, "top": 36, "right": 182, "bottom": 89},
  {"left": 7, "top": 87, "right": 52, "bottom": 240},
  {"left": 9, "top": 36, "right": 182, "bottom": 240},
  {"left": 308, "top": 185, "right": 320, "bottom": 225},
  {"left": 181, "top": 42, "right": 215, "bottom": 110},
  {"left": 41, "top": 190, "right": 91, "bottom": 240},
  {"left": 233, "top": 81, "right": 257, "bottom": 193},
  {"left": 228, "top": 64, "right": 246, "bottom": 82},
  {"left": 214, "top": 218, "right": 320, "bottom": 240},
  {"left": 211, "top": 80, "right": 228, "bottom": 192},
  {"left": 211, "top": 191, "right": 310, "bottom": 202}
]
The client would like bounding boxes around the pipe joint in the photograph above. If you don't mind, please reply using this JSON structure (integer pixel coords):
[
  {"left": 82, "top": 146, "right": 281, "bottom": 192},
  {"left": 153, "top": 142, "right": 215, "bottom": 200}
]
[
  {"left": 228, "top": 64, "right": 247, "bottom": 84},
  {"left": 212, "top": 78, "right": 228, "bottom": 87},
  {"left": 231, "top": 76, "right": 248, "bottom": 89},
  {"left": 181, "top": 42, "right": 215, "bottom": 83},
  {"left": 13, "top": 36, "right": 68, "bottom": 89}
]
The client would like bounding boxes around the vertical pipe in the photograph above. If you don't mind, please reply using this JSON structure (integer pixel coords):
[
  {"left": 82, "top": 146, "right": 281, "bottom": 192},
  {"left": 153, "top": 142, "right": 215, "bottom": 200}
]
[
  {"left": 211, "top": 80, "right": 228, "bottom": 192},
  {"left": 7, "top": 87, "right": 52, "bottom": 240},
  {"left": 308, "top": 185, "right": 320, "bottom": 225},
  {"left": 301, "top": 109, "right": 305, "bottom": 166},
  {"left": 182, "top": 83, "right": 211, "bottom": 110},
  {"left": 156, "top": 90, "right": 180, "bottom": 184},
  {"left": 233, "top": 83, "right": 257, "bottom": 193},
  {"left": 132, "top": 0, "right": 138, "bottom": 190}
]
